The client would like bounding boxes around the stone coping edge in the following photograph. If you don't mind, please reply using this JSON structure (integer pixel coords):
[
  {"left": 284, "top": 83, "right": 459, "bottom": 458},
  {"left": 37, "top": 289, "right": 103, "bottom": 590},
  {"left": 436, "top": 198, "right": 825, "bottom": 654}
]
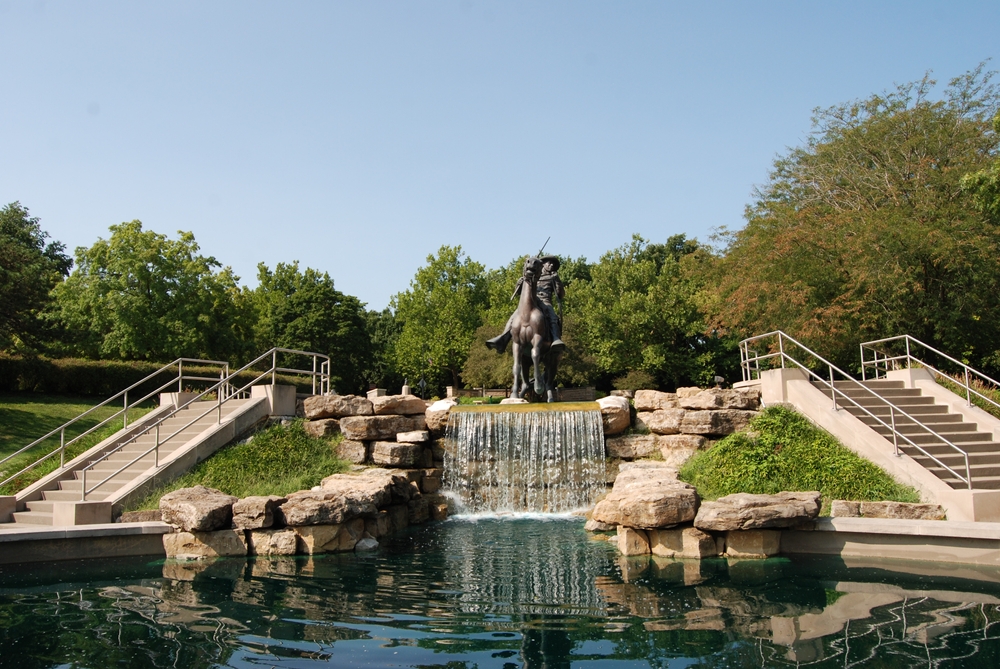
[
  {"left": 0, "top": 521, "right": 173, "bottom": 543},
  {"left": 812, "top": 517, "right": 1000, "bottom": 540}
]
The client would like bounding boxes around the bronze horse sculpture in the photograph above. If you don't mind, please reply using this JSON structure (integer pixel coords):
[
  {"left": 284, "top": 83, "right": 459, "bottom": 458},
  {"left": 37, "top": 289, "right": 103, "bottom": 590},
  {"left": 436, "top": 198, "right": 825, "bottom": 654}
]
[{"left": 510, "top": 257, "right": 561, "bottom": 401}]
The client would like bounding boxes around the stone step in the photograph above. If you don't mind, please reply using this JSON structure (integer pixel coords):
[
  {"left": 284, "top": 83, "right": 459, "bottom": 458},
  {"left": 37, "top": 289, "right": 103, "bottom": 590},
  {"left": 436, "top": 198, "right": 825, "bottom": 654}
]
[
  {"left": 846, "top": 395, "right": 937, "bottom": 408},
  {"left": 829, "top": 379, "right": 905, "bottom": 390},
  {"left": 24, "top": 500, "right": 54, "bottom": 514},
  {"left": 834, "top": 387, "right": 924, "bottom": 399},
  {"left": 869, "top": 420, "right": 978, "bottom": 434},
  {"left": 11, "top": 511, "right": 53, "bottom": 525},
  {"left": 845, "top": 403, "right": 950, "bottom": 417},
  {"left": 858, "top": 413, "right": 962, "bottom": 426},
  {"left": 901, "top": 441, "right": 1000, "bottom": 456},
  {"left": 41, "top": 489, "right": 111, "bottom": 502},
  {"left": 939, "top": 475, "right": 1000, "bottom": 490},
  {"left": 906, "top": 449, "right": 1000, "bottom": 467},
  {"left": 57, "top": 478, "right": 126, "bottom": 493},
  {"left": 874, "top": 429, "right": 993, "bottom": 445}
]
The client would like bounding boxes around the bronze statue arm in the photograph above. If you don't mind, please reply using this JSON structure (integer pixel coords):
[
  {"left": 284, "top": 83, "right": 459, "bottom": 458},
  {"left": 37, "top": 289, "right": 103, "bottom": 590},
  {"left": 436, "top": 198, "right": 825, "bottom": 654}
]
[{"left": 510, "top": 277, "right": 525, "bottom": 302}]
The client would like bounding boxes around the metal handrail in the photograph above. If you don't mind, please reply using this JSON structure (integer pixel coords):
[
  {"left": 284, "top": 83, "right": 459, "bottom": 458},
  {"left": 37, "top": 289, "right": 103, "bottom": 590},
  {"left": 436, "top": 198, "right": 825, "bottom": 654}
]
[
  {"left": 741, "top": 331, "right": 974, "bottom": 489},
  {"left": 861, "top": 334, "right": 1000, "bottom": 415},
  {"left": 78, "top": 348, "right": 330, "bottom": 500},
  {"left": 1, "top": 358, "right": 229, "bottom": 490}
]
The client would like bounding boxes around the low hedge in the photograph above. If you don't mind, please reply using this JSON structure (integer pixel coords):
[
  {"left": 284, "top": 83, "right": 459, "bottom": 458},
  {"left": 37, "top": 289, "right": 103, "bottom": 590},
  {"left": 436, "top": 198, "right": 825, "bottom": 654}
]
[{"left": 0, "top": 354, "right": 322, "bottom": 397}]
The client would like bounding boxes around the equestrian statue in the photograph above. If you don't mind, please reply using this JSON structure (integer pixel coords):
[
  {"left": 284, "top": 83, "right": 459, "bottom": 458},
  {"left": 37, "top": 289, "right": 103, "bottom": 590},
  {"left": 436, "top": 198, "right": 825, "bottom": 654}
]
[{"left": 485, "top": 254, "right": 565, "bottom": 402}]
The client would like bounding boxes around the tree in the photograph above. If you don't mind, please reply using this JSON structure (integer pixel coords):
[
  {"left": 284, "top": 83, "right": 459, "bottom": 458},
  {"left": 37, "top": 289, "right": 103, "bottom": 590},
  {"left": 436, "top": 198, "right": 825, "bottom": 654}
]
[
  {"left": 0, "top": 202, "right": 71, "bottom": 351},
  {"left": 712, "top": 65, "right": 1000, "bottom": 371},
  {"left": 571, "top": 234, "right": 731, "bottom": 389},
  {"left": 361, "top": 307, "right": 404, "bottom": 391},
  {"left": 48, "top": 221, "right": 248, "bottom": 361},
  {"left": 252, "top": 261, "right": 370, "bottom": 393},
  {"left": 391, "top": 246, "right": 487, "bottom": 392}
]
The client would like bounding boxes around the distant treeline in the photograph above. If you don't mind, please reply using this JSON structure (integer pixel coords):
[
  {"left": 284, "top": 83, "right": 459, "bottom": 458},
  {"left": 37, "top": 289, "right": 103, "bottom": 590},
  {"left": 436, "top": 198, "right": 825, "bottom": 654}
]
[{"left": 3, "top": 66, "right": 1000, "bottom": 396}]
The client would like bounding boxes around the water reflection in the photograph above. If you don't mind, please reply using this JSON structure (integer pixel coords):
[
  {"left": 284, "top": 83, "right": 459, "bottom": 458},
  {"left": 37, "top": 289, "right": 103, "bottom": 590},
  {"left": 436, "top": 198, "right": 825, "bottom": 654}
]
[{"left": 2, "top": 518, "right": 1000, "bottom": 667}]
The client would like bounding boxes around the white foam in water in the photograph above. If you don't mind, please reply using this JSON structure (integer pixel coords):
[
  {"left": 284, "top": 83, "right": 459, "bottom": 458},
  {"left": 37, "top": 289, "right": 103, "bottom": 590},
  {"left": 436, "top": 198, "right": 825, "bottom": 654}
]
[{"left": 443, "top": 407, "right": 606, "bottom": 514}]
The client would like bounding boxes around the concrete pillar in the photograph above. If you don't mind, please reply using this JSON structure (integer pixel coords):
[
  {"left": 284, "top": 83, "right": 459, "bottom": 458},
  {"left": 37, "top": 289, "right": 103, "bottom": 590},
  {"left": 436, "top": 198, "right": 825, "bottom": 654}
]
[
  {"left": 160, "top": 392, "right": 202, "bottom": 409},
  {"left": 251, "top": 384, "right": 297, "bottom": 416},
  {"left": 51, "top": 501, "right": 112, "bottom": 526},
  {"left": 0, "top": 496, "right": 15, "bottom": 523},
  {"left": 759, "top": 367, "right": 809, "bottom": 404}
]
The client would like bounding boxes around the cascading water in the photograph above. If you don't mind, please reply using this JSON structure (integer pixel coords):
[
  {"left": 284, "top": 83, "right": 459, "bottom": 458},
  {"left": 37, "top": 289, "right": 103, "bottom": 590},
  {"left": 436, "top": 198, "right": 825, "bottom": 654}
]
[{"left": 443, "top": 402, "right": 607, "bottom": 513}]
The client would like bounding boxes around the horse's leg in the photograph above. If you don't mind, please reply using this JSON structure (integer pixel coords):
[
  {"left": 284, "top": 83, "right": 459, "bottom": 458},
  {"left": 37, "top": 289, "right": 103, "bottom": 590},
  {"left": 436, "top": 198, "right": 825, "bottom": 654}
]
[
  {"left": 546, "top": 353, "right": 559, "bottom": 402},
  {"left": 531, "top": 337, "right": 544, "bottom": 396},
  {"left": 511, "top": 341, "right": 522, "bottom": 398}
]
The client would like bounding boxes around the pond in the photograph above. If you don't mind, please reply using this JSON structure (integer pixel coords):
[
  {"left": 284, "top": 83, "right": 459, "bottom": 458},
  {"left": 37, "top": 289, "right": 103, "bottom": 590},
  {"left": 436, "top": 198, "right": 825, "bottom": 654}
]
[{"left": 2, "top": 517, "right": 1000, "bottom": 668}]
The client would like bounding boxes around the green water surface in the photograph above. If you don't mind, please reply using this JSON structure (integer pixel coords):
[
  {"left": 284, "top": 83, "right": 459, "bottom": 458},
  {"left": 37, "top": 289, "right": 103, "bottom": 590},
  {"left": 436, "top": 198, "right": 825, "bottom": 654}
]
[{"left": 2, "top": 517, "right": 1000, "bottom": 668}]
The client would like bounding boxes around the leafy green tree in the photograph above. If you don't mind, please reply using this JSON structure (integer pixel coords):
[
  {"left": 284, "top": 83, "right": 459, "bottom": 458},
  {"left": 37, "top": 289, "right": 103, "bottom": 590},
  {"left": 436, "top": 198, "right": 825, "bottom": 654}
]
[
  {"left": 48, "top": 221, "right": 248, "bottom": 361},
  {"left": 571, "top": 234, "right": 730, "bottom": 389},
  {"left": 963, "top": 113, "right": 1000, "bottom": 223},
  {"left": 0, "top": 202, "right": 71, "bottom": 351},
  {"left": 252, "top": 261, "right": 370, "bottom": 393},
  {"left": 391, "top": 246, "right": 487, "bottom": 392},
  {"left": 361, "top": 307, "right": 404, "bottom": 391},
  {"left": 712, "top": 65, "right": 1000, "bottom": 371}
]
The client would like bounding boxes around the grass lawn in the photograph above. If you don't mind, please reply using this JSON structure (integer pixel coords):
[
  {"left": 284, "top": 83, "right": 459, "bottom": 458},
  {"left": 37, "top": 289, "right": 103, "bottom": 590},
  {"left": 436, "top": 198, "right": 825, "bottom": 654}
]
[
  {"left": 126, "top": 420, "right": 350, "bottom": 511},
  {"left": 679, "top": 405, "right": 920, "bottom": 512},
  {"left": 0, "top": 393, "right": 154, "bottom": 494}
]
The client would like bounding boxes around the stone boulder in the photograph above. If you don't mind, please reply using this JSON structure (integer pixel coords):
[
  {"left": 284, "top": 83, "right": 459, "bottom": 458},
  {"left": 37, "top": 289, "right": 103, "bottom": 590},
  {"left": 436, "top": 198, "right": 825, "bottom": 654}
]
[
  {"left": 597, "top": 396, "right": 631, "bottom": 436},
  {"left": 303, "top": 418, "right": 340, "bottom": 438},
  {"left": 340, "top": 414, "right": 427, "bottom": 441},
  {"left": 617, "top": 526, "right": 651, "bottom": 556},
  {"left": 232, "top": 495, "right": 286, "bottom": 530},
  {"left": 371, "top": 441, "right": 424, "bottom": 467},
  {"left": 679, "top": 409, "right": 755, "bottom": 436},
  {"left": 605, "top": 434, "right": 661, "bottom": 460},
  {"left": 591, "top": 462, "right": 699, "bottom": 530},
  {"left": 118, "top": 509, "right": 161, "bottom": 523},
  {"left": 320, "top": 468, "right": 414, "bottom": 507},
  {"left": 397, "top": 430, "right": 430, "bottom": 443},
  {"left": 634, "top": 390, "right": 680, "bottom": 411},
  {"left": 830, "top": 500, "right": 946, "bottom": 520},
  {"left": 303, "top": 394, "right": 373, "bottom": 419},
  {"left": 292, "top": 520, "right": 365, "bottom": 554},
  {"left": 679, "top": 387, "right": 761, "bottom": 411},
  {"left": 336, "top": 440, "right": 368, "bottom": 464},
  {"left": 635, "top": 409, "right": 685, "bottom": 435},
  {"left": 648, "top": 527, "right": 718, "bottom": 558},
  {"left": 425, "top": 399, "right": 457, "bottom": 436},
  {"left": 724, "top": 530, "right": 781, "bottom": 558},
  {"left": 160, "top": 486, "right": 237, "bottom": 532},
  {"left": 658, "top": 435, "right": 707, "bottom": 467},
  {"left": 694, "top": 491, "right": 821, "bottom": 532},
  {"left": 373, "top": 394, "right": 427, "bottom": 416},
  {"left": 280, "top": 490, "right": 371, "bottom": 527},
  {"left": 246, "top": 528, "right": 298, "bottom": 556},
  {"left": 162, "top": 529, "right": 246, "bottom": 559}
]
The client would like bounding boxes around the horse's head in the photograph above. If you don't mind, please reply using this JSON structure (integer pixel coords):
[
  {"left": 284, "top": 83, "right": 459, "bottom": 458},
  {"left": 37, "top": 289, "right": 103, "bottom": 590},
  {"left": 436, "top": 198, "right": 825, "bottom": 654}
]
[{"left": 522, "top": 256, "right": 542, "bottom": 283}]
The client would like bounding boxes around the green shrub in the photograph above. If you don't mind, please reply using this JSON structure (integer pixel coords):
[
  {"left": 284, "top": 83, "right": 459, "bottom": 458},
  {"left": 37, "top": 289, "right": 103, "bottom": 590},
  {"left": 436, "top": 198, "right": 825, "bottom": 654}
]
[
  {"left": 679, "top": 405, "right": 920, "bottom": 505},
  {"left": 612, "top": 370, "right": 656, "bottom": 391},
  {"left": 127, "top": 420, "right": 349, "bottom": 510}
]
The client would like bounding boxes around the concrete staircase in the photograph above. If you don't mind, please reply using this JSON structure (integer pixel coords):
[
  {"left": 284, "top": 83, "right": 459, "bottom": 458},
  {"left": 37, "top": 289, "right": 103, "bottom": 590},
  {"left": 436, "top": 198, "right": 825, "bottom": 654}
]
[
  {"left": 816, "top": 379, "right": 1000, "bottom": 490},
  {"left": 9, "top": 395, "right": 272, "bottom": 526}
]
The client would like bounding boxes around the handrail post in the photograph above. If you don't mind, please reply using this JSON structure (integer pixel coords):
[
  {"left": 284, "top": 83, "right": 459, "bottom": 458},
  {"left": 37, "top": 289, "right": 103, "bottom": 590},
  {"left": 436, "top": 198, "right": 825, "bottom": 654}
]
[
  {"left": 123, "top": 390, "right": 129, "bottom": 429},
  {"left": 217, "top": 391, "right": 222, "bottom": 424},
  {"left": 778, "top": 335, "right": 786, "bottom": 369},
  {"left": 272, "top": 350, "right": 277, "bottom": 386},
  {"left": 829, "top": 366, "right": 837, "bottom": 410},
  {"left": 81, "top": 468, "right": 86, "bottom": 501},
  {"left": 967, "top": 453, "right": 973, "bottom": 490},
  {"left": 861, "top": 344, "right": 867, "bottom": 381},
  {"left": 965, "top": 368, "right": 972, "bottom": 407},
  {"left": 890, "top": 406, "right": 899, "bottom": 457},
  {"left": 60, "top": 428, "right": 65, "bottom": 468},
  {"left": 178, "top": 360, "right": 183, "bottom": 393},
  {"left": 905, "top": 336, "right": 911, "bottom": 369},
  {"left": 312, "top": 355, "right": 317, "bottom": 395},
  {"left": 154, "top": 424, "right": 159, "bottom": 468}
]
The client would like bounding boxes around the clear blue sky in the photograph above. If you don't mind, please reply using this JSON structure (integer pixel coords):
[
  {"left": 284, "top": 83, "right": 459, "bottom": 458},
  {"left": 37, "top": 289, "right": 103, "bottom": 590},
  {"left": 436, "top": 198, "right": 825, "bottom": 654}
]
[{"left": 2, "top": 1, "right": 997, "bottom": 309}]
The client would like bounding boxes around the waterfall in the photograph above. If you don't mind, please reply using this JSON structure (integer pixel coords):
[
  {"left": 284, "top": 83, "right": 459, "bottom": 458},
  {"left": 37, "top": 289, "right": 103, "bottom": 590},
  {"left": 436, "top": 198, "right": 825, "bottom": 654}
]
[{"left": 443, "top": 403, "right": 607, "bottom": 514}]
